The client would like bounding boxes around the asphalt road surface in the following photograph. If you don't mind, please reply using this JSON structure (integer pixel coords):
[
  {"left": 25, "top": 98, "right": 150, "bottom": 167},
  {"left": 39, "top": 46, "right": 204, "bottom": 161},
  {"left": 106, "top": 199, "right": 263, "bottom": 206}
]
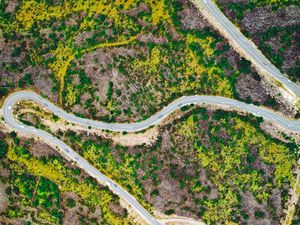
[
  {"left": 4, "top": 91, "right": 300, "bottom": 132},
  {"left": 3, "top": 91, "right": 300, "bottom": 224},
  {"left": 198, "top": 0, "right": 300, "bottom": 96}
]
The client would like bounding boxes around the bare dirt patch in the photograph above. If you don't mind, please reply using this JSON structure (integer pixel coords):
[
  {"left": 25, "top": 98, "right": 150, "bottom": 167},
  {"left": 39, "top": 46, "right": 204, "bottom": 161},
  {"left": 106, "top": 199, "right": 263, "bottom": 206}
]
[
  {"left": 179, "top": 0, "right": 211, "bottom": 30},
  {"left": 236, "top": 74, "right": 269, "bottom": 104},
  {"left": 30, "top": 141, "right": 60, "bottom": 157},
  {"left": 0, "top": 182, "right": 8, "bottom": 212},
  {"left": 112, "top": 127, "right": 159, "bottom": 147}
]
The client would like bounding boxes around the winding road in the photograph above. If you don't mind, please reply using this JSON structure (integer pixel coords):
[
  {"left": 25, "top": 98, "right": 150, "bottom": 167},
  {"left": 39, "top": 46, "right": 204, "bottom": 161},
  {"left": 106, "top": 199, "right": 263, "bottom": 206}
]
[
  {"left": 2, "top": 91, "right": 162, "bottom": 225},
  {"left": 2, "top": 91, "right": 300, "bottom": 224},
  {"left": 197, "top": 0, "right": 300, "bottom": 96},
  {"left": 1, "top": 1, "right": 300, "bottom": 225},
  {"left": 4, "top": 91, "right": 300, "bottom": 133}
]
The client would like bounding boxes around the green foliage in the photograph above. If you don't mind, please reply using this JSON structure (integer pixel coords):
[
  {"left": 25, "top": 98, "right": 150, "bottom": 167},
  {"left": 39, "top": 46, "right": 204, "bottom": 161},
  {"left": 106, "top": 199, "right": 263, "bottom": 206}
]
[
  {"left": 33, "top": 177, "right": 60, "bottom": 210},
  {"left": 12, "top": 172, "right": 36, "bottom": 199},
  {"left": 6, "top": 141, "right": 130, "bottom": 224},
  {"left": 0, "top": 139, "right": 8, "bottom": 159},
  {"left": 252, "top": 0, "right": 300, "bottom": 8},
  {"left": 18, "top": 73, "right": 33, "bottom": 88},
  {"left": 171, "top": 107, "right": 297, "bottom": 224},
  {"left": 227, "top": 2, "right": 255, "bottom": 21},
  {"left": 165, "top": 209, "right": 175, "bottom": 215},
  {"left": 6, "top": 170, "right": 63, "bottom": 223},
  {"left": 107, "top": 81, "right": 114, "bottom": 101},
  {"left": 180, "top": 104, "right": 194, "bottom": 111},
  {"left": 258, "top": 25, "right": 299, "bottom": 72},
  {"left": 0, "top": 1, "right": 12, "bottom": 24},
  {"left": 11, "top": 47, "right": 22, "bottom": 57},
  {"left": 66, "top": 198, "right": 76, "bottom": 208},
  {"left": 224, "top": 0, "right": 298, "bottom": 22},
  {"left": 238, "top": 57, "right": 252, "bottom": 74},
  {"left": 81, "top": 139, "right": 150, "bottom": 210},
  {"left": 72, "top": 168, "right": 81, "bottom": 175},
  {"left": 254, "top": 210, "right": 265, "bottom": 218},
  {"left": 150, "top": 189, "right": 159, "bottom": 196},
  {"left": 0, "top": 87, "right": 9, "bottom": 97},
  {"left": 218, "top": 0, "right": 300, "bottom": 80}
]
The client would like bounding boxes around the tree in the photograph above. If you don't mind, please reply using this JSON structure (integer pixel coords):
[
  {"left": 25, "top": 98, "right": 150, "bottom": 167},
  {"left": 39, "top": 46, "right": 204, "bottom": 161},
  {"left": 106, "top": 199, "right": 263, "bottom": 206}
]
[
  {"left": 165, "top": 209, "right": 175, "bottom": 215},
  {"left": 238, "top": 57, "right": 251, "bottom": 74},
  {"left": 0, "top": 139, "right": 7, "bottom": 159},
  {"left": 66, "top": 198, "right": 76, "bottom": 208},
  {"left": 254, "top": 210, "right": 265, "bottom": 219},
  {"left": 18, "top": 73, "right": 33, "bottom": 88},
  {"left": 11, "top": 47, "right": 22, "bottom": 57}
]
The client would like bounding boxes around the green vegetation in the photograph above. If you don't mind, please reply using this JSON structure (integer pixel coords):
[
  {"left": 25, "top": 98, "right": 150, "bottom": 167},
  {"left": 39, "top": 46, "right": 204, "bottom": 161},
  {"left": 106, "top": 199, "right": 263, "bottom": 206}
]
[
  {"left": 60, "top": 0, "right": 274, "bottom": 122},
  {"left": 55, "top": 106, "right": 299, "bottom": 224},
  {"left": 0, "top": 0, "right": 282, "bottom": 121},
  {"left": 18, "top": 73, "right": 33, "bottom": 88},
  {"left": 0, "top": 136, "right": 131, "bottom": 224},
  {"left": 158, "top": 107, "right": 298, "bottom": 224},
  {"left": 258, "top": 25, "right": 300, "bottom": 79},
  {"left": 9, "top": 172, "right": 62, "bottom": 223},
  {"left": 32, "top": 177, "right": 61, "bottom": 210},
  {"left": 65, "top": 198, "right": 76, "bottom": 208},
  {"left": 216, "top": 0, "right": 300, "bottom": 81},
  {"left": 254, "top": 210, "right": 265, "bottom": 219},
  {"left": 252, "top": 0, "right": 299, "bottom": 8},
  {"left": 292, "top": 201, "right": 300, "bottom": 225},
  {"left": 5, "top": 90, "right": 300, "bottom": 224},
  {"left": 80, "top": 139, "right": 151, "bottom": 210},
  {"left": 0, "top": 139, "right": 8, "bottom": 159}
]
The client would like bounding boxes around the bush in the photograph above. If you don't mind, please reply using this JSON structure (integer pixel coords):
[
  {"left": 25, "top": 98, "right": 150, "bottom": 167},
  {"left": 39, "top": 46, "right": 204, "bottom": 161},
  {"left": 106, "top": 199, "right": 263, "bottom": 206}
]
[
  {"left": 66, "top": 198, "right": 76, "bottom": 208},
  {"left": 254, "top": 210, "right": 265, "bottom": 219},
  {"left": 0, "top": 87, "right": 8, "bottom": 97},
  {"left": 11, "top": 47, "right": 22, "bottom": 57},
  {"left": 0, "top": 139, "right": 7, "bottom": 159},
  {"left": 238, "top": 57, "right": 251, "bottom": 74},
  {"left": 18, "top": 73, "right": 33, "bottom": 88},
  {"left": 150, "top": 189, "right": 159, "bottom": 196},
  {"left": 107, "top": 81, "right": 114, "bottom": 101},
  {"left": 165, "top": 209, "right": 175, "bottom": 215}
]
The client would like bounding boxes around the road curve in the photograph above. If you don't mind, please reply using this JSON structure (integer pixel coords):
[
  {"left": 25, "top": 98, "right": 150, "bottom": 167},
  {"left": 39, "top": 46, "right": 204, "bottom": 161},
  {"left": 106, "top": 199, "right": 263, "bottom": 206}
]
[
  {"left": 2, "top": 91, "right": 300, "bottom": 225},
  {"left": 4, "top": 91, "right": 300, "bottom": 132},
  {"left": 2, "top": 91, "right": 162, "bottom": 225},
  {"left": 197, "top": 0, "right": 300, "bottom": 96}
]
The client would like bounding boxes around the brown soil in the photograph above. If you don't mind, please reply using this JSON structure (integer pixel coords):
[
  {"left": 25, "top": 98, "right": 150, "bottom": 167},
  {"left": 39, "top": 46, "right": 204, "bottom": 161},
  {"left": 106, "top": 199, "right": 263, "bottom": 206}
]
[
  {"left": 0, "top": 182, "right": 8, "bottom": 212},
  {"left": 30, "top": 141, "right": 60, "bottom": 157},
  {"left": 179, "top": 0, "right": 211, "bottom": 30},
  {"left": 236, "top": 74, "right": 269, "bottom": 103}
]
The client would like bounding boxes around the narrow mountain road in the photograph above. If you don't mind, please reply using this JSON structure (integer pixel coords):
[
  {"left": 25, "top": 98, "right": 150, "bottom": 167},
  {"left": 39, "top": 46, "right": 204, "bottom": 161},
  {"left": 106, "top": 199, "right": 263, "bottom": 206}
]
[
  {"left": 4, "top": 91, "right": 300, "bottom": 132},
  {"left": 195, "top": 0, "right": 300, "bottom": 96},
  {"left": 2, "top": 92, "right": 162, "bottom": 225},
  {"left": 2, "top": 91, "right": 300, "bottom": 224}
]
